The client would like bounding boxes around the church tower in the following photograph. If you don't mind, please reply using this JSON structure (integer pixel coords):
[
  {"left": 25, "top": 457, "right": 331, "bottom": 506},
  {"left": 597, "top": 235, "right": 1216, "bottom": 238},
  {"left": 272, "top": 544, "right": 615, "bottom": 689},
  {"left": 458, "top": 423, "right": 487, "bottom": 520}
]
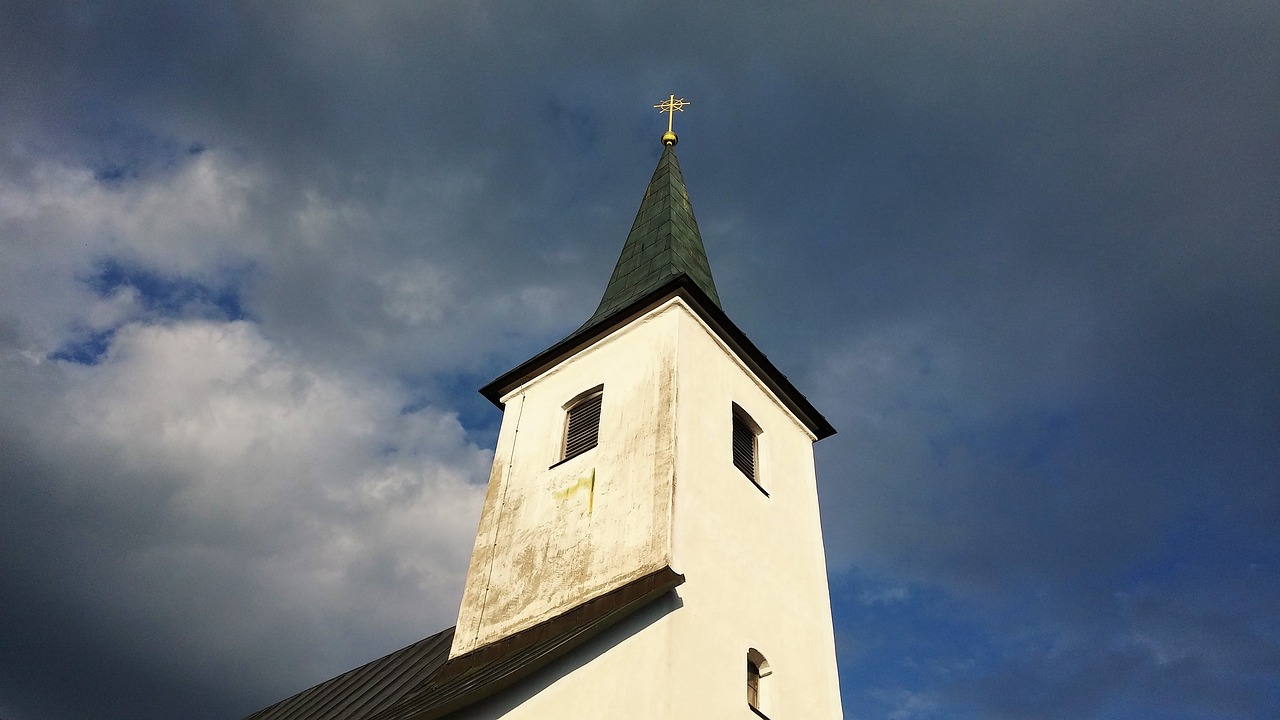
[
  {"left": 448, "top": 101, "right": 843, "bottom": 718},
  {"left": 240, "top": 100, "right": 842, "bottom": 720}
]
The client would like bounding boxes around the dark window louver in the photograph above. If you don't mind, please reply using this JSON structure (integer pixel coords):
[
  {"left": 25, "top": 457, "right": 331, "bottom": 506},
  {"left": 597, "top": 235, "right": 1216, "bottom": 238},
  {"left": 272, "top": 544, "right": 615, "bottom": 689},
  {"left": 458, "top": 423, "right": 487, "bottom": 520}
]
[
  {"left": 747, "top": 658, "right": 761, "bottom": 708},
  {"left": 564, "top": 393, "right": 602, "bottom": 460},
  {"left": 733, "top": 412, "right": 756, "bottom": 479}
]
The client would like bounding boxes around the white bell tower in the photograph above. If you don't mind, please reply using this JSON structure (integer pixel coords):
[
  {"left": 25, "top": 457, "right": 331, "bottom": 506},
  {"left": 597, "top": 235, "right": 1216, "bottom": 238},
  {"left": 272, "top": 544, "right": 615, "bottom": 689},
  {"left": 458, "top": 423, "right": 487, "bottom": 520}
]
[{"left": 449, "top": 110, "right": 843, "bottom": 718}]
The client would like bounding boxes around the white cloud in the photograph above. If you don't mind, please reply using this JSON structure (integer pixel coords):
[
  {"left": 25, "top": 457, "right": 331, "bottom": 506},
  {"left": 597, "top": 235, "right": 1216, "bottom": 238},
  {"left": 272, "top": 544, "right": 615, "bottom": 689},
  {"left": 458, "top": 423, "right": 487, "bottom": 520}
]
[
  {"left": 0, "top": 318, "right": 490, "bottom": 691},
  {"left": 860, "top": 585, "right": 911, "bottom": 606},
  {"left": 0, "top": 139, "right": 577, "bottom": 392},
  {"left": 869, "top": 688, "right": 940, "bottom": 720},
  {"left": 0, "top": 149, "right": 265, "bottom": 358}
]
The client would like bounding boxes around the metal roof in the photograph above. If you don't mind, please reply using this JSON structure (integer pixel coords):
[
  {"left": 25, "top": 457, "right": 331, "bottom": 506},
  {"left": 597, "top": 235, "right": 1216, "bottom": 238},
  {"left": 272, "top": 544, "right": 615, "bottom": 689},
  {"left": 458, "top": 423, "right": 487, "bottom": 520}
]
[
  {"left": 242, "top": 567, "right": 684, "bottom": 720},
  {"left": 581, "top": 143, "right": 720, "bottom": 336},
  {"left": 243, "top": 629, "right": 453, "bottom": 720}
]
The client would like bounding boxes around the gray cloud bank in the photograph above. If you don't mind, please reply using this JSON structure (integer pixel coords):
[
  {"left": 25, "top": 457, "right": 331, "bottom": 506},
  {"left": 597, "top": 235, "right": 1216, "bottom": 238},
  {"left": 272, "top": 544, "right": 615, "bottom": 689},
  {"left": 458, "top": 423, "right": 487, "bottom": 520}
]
[{"left": 1, "top": 2, "right": 1276, "bottom": 719}]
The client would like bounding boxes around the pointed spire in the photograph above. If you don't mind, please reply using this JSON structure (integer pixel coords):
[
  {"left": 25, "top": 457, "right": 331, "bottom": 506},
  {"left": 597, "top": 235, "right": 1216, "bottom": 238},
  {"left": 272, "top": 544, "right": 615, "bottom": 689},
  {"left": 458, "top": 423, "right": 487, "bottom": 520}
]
[
  {"left": 481, "top": 125, "right": 834, "bottom": 440},
  {"left": 581, "top": 142, "right": 721, "bottom": 332}
]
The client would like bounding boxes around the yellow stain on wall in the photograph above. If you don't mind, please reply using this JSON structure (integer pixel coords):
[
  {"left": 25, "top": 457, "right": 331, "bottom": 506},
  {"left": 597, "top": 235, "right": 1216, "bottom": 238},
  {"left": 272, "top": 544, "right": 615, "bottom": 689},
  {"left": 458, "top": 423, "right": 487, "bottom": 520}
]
[{"left": 555, "top": 468, "right": 596, "bottom": 514}]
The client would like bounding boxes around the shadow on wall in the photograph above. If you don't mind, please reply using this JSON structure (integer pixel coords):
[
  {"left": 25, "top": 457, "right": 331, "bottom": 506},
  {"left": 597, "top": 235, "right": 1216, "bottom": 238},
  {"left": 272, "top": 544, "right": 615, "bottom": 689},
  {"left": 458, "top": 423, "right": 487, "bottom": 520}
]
[{"left": 460, "top": 590, "right": 685, "bottom": 717}]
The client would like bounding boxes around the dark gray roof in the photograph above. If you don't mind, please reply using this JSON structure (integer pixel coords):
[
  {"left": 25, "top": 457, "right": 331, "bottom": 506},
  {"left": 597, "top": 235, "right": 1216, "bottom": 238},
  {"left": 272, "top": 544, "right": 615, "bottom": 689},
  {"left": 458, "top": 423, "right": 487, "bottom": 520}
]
[
  {"left": 580, "top": 143, "right": 720, "bottom": 336},
  {"left": 243, "top": 630, "right": 453, "bottom": 720},
  {"left": 241, "top": 567, "right": 684, "bottom": 720}
]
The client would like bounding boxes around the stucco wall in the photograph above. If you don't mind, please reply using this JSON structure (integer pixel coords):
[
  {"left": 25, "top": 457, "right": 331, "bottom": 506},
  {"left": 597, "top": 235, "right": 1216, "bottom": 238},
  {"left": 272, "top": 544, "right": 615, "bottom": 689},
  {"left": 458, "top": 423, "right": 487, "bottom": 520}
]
[
  {"left": 451, "top": 305, "right": 679, "bottom": 657},
  {"left": 664, "top": 303, "right": 843, "bottom": 718}
]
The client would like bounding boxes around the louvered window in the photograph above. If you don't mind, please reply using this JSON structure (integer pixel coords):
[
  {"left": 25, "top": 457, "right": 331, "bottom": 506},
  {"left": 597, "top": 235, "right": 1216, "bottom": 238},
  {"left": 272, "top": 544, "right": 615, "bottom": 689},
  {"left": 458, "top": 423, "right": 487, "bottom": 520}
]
[
  {"left": 732, "top": 408, "right": 758, "bottom": 480},
  {"left": 563, "top": 390, "right": 603, "bottom": 461},
  {"left": 746, "top": 648, "right": 770, "bottom": 716},
  {"left": 747, "top": 658, "right": 761, "bottom": 708}
]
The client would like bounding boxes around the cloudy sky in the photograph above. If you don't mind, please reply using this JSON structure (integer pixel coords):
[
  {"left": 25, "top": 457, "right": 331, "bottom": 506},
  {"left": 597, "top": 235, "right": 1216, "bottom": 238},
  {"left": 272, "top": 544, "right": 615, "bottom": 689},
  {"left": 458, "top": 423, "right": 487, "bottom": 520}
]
[{"left": 1, "top": 2, "right": 1277, "bottom": 718}]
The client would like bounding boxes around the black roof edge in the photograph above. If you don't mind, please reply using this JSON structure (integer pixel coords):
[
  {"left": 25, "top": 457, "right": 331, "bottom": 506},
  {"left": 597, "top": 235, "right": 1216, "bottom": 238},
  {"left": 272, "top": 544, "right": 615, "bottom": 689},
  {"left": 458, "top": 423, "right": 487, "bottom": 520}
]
[
  {"left": 480, "top": 274, "right": 836, "bottom": 441},
  {"left": 375, "top": 565, "right": 685, "bottom": 720}
]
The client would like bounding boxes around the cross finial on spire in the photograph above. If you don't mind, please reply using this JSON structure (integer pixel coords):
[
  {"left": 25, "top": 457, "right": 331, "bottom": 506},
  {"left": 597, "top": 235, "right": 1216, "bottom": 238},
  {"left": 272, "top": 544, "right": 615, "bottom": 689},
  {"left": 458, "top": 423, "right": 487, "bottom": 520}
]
[{"left": 654, "top": 94, "right": 689, "bottom": 146}]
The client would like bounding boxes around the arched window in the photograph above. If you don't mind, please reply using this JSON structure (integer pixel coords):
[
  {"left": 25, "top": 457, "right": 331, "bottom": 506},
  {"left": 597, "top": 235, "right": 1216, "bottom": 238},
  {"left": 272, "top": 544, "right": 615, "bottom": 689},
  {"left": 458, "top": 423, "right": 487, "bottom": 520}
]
[
  {"left": 746, "top": 648, "right": 771, "bottom": 716},
  {"left": 562, "top": 386, "right": 603, "bottom": 461}
]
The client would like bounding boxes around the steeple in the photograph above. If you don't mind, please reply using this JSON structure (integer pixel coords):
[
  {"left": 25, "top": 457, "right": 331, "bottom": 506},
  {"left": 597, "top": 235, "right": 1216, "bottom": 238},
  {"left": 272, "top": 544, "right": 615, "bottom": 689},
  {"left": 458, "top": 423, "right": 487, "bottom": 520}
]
[
  {"left": 481, "top": 105, "right": 832, "bottom": 439},
  {"left": 240, "top": 101, "right": 843, "bottom": 720},
  {"left": 581, "top": 144, "right": 721, "bottom": 334}
]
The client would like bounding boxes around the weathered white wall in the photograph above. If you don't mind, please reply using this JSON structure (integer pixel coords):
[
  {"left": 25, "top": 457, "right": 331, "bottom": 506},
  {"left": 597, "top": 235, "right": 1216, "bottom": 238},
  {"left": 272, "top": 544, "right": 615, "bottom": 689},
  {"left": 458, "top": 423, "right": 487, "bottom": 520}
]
[
  {"left": 663, "top": 302, "right": 843, "bottom": 718},
  {"left": 453, "top": 298, "right": 842, "bottom": 719},
  {"left": 450, "top": 305, "right": 679, "bottom": 657}
]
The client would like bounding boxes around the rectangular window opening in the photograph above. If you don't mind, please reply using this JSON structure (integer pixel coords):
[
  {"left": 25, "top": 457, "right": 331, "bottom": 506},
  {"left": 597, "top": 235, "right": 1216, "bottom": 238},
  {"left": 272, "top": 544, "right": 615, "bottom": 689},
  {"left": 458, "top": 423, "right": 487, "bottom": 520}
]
[{"left": 563, "top": 391, "right": 603, "bottom": 461}]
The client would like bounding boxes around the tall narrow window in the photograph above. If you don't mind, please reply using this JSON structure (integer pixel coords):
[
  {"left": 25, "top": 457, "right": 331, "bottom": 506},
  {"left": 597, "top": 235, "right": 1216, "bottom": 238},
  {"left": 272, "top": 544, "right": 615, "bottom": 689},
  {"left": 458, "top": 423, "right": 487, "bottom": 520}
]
[
  {"left": 747, "top": 648, "right": 771, "bottom": 716},
  {"left": 732, "top": 403, "right": 761, "bottom": 487},
  {"left": 563, "top": 388, "right": 603, "bottom": 461}
]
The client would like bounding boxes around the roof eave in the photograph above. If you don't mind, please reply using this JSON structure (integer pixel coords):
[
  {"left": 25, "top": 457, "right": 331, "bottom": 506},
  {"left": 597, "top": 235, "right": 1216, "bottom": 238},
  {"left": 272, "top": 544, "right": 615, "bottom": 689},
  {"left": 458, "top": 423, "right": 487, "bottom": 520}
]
[
  {"left": 376, "top": 566, "right": 685, "bottom": 720},
  {"left": 480, "top": 275, "right": 836, "bottom": 441}
]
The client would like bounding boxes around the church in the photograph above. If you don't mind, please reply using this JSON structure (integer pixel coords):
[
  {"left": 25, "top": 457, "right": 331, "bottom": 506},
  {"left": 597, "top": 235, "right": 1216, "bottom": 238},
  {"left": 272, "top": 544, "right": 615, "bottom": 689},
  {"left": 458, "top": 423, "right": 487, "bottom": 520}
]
[{"left": 244, "top": 98, "right": 844, "bottom": 719}]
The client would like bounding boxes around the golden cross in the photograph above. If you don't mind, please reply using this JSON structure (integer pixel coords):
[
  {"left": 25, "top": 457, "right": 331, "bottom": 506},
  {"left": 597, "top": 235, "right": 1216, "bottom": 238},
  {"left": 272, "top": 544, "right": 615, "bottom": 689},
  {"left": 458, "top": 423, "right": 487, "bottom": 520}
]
[{"left": 654, "top": 94, "right": 690, "bottom": 145}]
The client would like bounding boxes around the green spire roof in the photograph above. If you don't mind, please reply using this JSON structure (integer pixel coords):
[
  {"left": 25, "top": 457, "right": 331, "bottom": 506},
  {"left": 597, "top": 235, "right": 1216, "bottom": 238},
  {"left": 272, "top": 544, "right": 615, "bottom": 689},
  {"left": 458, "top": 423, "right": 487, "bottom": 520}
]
[
  {"left": 581, "top": 144, "right": 720, "bottom": 330},
  {"left": 481, "top": 138, "right": 835, "bottom": 439}
]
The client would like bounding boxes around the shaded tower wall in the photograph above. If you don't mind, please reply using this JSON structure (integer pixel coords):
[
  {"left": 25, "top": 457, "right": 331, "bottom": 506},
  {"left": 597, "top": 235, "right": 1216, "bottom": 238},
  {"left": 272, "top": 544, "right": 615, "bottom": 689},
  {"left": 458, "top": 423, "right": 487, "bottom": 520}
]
[{"left": 450, "top": 305, "right": 679, "bottom": 658}]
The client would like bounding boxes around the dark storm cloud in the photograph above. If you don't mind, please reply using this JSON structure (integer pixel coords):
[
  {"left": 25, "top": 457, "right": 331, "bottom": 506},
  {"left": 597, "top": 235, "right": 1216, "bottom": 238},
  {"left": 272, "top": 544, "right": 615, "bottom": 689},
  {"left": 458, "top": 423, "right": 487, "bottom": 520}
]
[
  {"left": 787, "top": 5, "right": 1280, "bottom": 715},
  {"left": 1, "top": 2, "right": 1276, "bottom": 719}
]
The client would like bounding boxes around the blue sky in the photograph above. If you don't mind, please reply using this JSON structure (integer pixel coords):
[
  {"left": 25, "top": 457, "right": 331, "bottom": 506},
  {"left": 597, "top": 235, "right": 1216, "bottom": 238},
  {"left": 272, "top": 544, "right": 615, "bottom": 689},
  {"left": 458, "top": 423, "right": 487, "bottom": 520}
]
[{"left": 0, "top": 2, "right": 1276, "bottom": 719}]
